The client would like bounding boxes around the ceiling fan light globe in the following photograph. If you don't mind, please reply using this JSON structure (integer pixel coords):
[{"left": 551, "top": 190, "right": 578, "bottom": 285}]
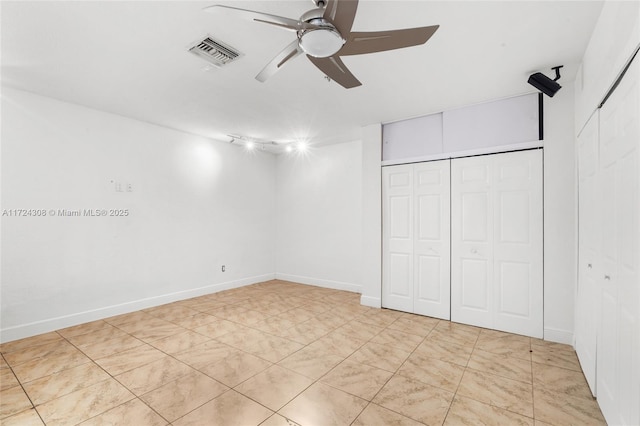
[{"left": 298, "top": 28, "right": 345, "bottom": 58}]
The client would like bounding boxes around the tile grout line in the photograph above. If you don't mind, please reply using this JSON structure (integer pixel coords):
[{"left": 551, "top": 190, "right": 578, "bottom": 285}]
[
  {"left": 315, "top": 310, "right": 407, "bottom": 424},
  {"left": 96, "top": 305, "right": 279, "bottom": 425},
  {"left": 530, "top": 337, "right": 537, "bottom": 423},
  {"left": 59, "top": 319, "right": 258, "bottom": 425},
  {"left": 239, "top": 293, "right": 373, "bottom": 425},
  {"left": 264, "top": 309, "right": 406, "bottom": 424},
  {"left": 351, "top": 316, "right": 442, "bottom": 425},
  {"left": 440, "top": 325, "right": 479, "bottom": 425},
  {"left": 169, "top": 296, "right": 372, "bottom": 424},
  {"left": 0, "top": 351, "right": 48, "bottom": 425},
  {"left": 454, "top": 332, "right": 538, "bottom": 422},
  {"left": 54, "top": 330, "right": 170, "bottom": 426}
]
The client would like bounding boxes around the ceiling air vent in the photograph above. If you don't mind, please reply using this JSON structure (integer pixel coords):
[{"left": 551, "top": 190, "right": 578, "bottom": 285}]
[{"left": 189, "top": 36, "right": 242, "bottom": 67}]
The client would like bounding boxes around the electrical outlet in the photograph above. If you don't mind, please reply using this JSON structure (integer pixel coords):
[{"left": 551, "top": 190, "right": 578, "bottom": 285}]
[{"left": 221, "top": 265, "right": 225, "bottom": 272}]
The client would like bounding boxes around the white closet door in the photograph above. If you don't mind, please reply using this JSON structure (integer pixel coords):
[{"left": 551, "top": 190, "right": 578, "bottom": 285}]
[
  {"left": 596, "top": 57, "right": 639, "bottom": 426},
  {"left": 414, "top": 161, "right": 451, "bottom": 319},
  {"left": 450, "top": 156, "right": 494, "bottom": 328},
  {"left": 492, "top": 150, "right": 543, "bottom": 338},
  {"left": 451, "top": 150, "right": 543, "bottom": 337},
  {"left": 382, "top": 165, "right": 414, "bottom": 312},
  {"left": 575, "top": 111, "right": 600, "bottom": 396}
]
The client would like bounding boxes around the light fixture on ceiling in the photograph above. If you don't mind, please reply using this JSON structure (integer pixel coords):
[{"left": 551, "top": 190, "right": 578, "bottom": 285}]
[
  {"left": 297, "top": 9, "right": 345, "bottom": 58},
  {"left": 282, "top": 141, "right": 309, "bottom": 154},
  {"left": 280, "top": 143, "right": 308, "bottom": 155},
  {"left": 528, "top": 65, "right": 563, "bottom": 97},
  {"left": 228, "top": 134, "right": 296, "bottom": 153},
  {"left": 229, "top": 134, "right": 269, "bottom": 146}
]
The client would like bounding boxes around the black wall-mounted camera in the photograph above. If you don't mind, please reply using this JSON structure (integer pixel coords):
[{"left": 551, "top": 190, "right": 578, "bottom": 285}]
[{"left": 528, "top": 65, "right": 563, "bottom": 97}]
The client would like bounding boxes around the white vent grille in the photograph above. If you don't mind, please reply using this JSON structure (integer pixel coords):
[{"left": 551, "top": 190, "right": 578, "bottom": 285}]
[{"left": 189, "top": 36, "right": 241, "bottom": 67}]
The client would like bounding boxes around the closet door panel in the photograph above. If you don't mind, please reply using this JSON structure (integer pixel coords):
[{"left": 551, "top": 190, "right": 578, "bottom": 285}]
[
  {"left": 597, "top": 155, "right": 619, "bottom": 420},
  {"left": 596, "top": 56, "right": 640, "bottom": 426},
  {"left": 382, "top": 166, "right": 414, "bottom": 312},
  {"left": 451, "top": 156, "right": 493, "bottom": 328},
  {"left": 414, "top": 161, "right": 451, "bottom": 319},
  {"left": 575, "top": 111, "right": 600, "bottom": 396},
  {"left": 452, "top": 150, "right": 543, "bottom": 336},
  {"left": 493, "top": 150, "right": 543, "bottom": 337},
  {"left": 460, "top": 258, "right": 490, "bottom": 309},
  {"left": 611, "top": 153, "right": 638, "bottom": 426}
]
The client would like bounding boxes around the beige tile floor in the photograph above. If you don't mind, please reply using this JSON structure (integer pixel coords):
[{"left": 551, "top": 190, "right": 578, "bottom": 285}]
[{"left": 0, "top": 280, "right": 606, "bottom": 426}]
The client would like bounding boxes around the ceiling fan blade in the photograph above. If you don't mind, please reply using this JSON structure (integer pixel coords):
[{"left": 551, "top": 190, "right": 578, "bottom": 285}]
[
  {"left": 307, "top": 55, "right": 361, "bottom": 89},
  {"left": 256, "top": 40, "right": 303, "bottom": 82},
  {"left": 340, "top": 25, "right": 439, "bottom": 56},
  {"left": 204, "top": 5, "right": 310, "bottom": 31},
  {"left": 323, "top": 0, "right": 359, "bottom": 34}
]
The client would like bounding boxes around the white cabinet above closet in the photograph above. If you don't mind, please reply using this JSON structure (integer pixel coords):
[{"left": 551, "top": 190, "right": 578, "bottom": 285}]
[{"left": 382, "top": 93, "right": 542, "bottom": 165}]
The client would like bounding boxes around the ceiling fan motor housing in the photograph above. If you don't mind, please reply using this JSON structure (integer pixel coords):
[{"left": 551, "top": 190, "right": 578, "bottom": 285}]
[{"left": 297, "top": 17, "right": 345, "bottom": 57}]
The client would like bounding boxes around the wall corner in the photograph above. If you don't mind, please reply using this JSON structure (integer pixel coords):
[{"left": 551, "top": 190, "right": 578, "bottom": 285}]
[{"left": 360, "top": 123, "right": 382, "bottom": 304}]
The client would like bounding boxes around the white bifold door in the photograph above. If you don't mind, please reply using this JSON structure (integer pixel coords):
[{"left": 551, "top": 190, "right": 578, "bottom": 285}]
[
  {"left": 593, "top": 55, "right": 639, "bottom": 426},
  {"left": 575, "top": 111, "right": 600, "bottom": 396},
  {"left": 450, "top": 150, "right": 543, "bottom": 338},
  {"left": 382, "top": 160, "right": 451, "bottom": 319}
]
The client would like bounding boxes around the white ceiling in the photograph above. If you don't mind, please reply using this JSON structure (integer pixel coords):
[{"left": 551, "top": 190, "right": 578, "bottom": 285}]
[{"left": 1, "top": 1, "right": 603, "bottom": 151}]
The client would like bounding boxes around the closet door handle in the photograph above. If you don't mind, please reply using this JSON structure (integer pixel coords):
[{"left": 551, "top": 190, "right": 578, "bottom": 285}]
[
  {"left": 604, "top": 275, "right": 611, "bottom": 280},
  {"left": 587, "top": 263, "right": 592, "bottom": 269}
]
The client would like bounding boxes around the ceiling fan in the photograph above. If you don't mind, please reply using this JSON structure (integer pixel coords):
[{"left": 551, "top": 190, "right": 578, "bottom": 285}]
[{"left": 204, "top": 0, "right": 439, "bottom": 88}]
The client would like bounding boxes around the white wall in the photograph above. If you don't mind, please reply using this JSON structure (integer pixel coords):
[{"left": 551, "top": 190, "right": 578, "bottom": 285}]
[
  {"left": 543, "top": 86, "right": 578, "bottom": 344},
  {"left": 275, "top": 141, "right": 363, "bottom": 293},
  {"left": 361, "top": 124, "right": 382, "bottom": 307},
  {"left": 0, "top": 88, "right": 276, "bottom": 342}
]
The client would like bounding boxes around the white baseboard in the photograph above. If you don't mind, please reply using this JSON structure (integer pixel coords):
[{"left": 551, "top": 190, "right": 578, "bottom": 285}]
[
  {"left": 0, "top": 273, "right": 275, "bottom": 344},
  {"left": 275, "top": 273, "right": 362, "bottom": 294},
  {"left": 544, "top": 327, "right": 574, "bottom": 346},
  {"left": 360, "top": 295, "right": 381, "bottom": 308}
]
